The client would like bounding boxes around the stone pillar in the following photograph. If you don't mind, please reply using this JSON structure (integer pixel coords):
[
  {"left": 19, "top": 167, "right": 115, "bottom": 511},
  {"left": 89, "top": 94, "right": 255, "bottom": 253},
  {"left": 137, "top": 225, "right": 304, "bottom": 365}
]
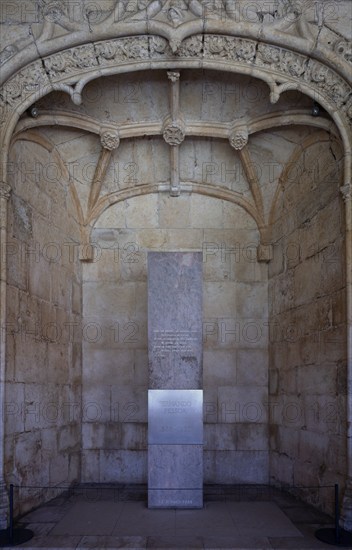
[
  {"left": 0, "top": 182, "right": 11, "bottom": 529},
  {"left": 147, "top": 252, "right": 203, "bottom": 508}
]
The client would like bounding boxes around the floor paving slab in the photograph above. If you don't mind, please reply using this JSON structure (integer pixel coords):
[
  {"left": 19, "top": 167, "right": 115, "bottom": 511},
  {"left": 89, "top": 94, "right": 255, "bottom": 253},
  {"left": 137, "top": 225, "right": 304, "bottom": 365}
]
[
  {"left": 11, "top": 485, "right": 343, "bottom": 549},
  {"left": 77, "top": 535, "right": 147, "bottom": 548},
  {"left": 51, "top": 501, "right": 123, "bottom": 536},
  {"left": 112, "top": 502, "right": 176, "bottom": 537},
  {"left": 226, "top": 502, "right": 302, "bottom": 538},
  {"left": 203, "top": 535, "right": 272, "bottom": 548},
  {"left": 146, "top": 535, "right": 203, "bottom": 548}
]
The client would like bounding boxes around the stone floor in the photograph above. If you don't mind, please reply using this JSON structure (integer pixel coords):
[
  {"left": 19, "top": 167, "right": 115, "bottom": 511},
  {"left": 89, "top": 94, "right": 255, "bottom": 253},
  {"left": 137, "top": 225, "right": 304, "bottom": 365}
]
[{"left": 2, "top": 485, "right": 345, "bottom": 549}]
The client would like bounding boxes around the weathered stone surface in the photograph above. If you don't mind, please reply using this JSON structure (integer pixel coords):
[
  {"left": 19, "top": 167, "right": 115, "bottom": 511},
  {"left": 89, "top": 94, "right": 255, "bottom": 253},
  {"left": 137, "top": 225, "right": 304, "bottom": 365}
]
[
  {"left": 148, "top": 252, "right": 203, "bottom": 389},
  {"left": 148, "top": 445, "right": 203, "bottom": 508},
  {"left": 148, "top": 253, "right": 204, "bottom": 507}
]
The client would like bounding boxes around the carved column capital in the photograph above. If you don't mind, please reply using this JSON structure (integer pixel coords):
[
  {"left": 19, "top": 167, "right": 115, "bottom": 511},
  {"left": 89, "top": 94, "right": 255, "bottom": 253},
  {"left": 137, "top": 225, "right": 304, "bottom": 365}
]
[
  {"left": 167, "top": 71, "right": 180, "bottom": 83},
  {"left": 0, "top": 182, "right": 11, "bottom": 200}
]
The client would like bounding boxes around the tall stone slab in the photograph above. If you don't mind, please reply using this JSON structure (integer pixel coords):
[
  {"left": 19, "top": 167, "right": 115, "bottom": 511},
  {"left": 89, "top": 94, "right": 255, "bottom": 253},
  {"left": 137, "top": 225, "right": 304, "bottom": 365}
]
[{"left": 148, "top": 252, "right": 203, "bottom": 508}]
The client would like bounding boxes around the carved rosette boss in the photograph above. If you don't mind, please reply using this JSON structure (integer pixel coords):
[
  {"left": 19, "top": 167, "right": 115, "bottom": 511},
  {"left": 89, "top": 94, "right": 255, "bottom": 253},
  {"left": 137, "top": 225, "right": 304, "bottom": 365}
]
[
  {"left": 100, "top": 129, "right": 120, "bottom": 150},
  {"left": 229, "top": 127, "right": 249, "bottom": 150},
  {"left": 163, "top": 121, "right": 186, "bottom": 146}
]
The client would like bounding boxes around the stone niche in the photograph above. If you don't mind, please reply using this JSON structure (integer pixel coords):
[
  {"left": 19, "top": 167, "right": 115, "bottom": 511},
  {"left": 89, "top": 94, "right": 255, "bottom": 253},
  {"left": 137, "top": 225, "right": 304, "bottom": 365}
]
[{"left": 148, "top": 252, "right": 203, "bottom": 508}]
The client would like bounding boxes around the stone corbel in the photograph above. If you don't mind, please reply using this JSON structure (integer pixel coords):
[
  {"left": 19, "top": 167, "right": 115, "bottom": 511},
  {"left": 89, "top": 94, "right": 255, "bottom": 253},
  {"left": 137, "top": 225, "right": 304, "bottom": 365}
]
[
  {"left": 257, "top": 228, "right": 273, "bottom": 263},
  {"left": 79, "top": 243, "right": 96, "bottom": 262},
  {"left": 78, "top": 226, "right": 96, "bottom": 262},
  {"left": 257, "top": 243, "right": 273, "bottom": 263}
]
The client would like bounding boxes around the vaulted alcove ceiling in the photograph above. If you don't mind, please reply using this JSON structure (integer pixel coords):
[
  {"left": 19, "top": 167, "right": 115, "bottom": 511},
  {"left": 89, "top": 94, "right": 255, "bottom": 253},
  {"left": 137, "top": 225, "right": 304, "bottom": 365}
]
[{"left": 10, "top": 68, "right": 341, "bottom": 260}]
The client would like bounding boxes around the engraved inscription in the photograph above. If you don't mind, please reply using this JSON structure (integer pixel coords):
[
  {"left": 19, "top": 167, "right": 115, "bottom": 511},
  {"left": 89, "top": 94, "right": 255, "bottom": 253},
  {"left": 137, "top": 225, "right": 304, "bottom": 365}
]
[
  {"left": 148, "top": 389, "right": 203, "bottom": 444},
  {"left": 152, "top": 329, "right": 198, "bottom": 357}
]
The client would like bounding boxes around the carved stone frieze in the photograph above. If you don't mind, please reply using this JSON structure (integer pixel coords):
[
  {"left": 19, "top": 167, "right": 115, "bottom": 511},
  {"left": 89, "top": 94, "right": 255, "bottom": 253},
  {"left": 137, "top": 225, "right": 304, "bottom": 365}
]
[
  {"left": 256, "top": 43, "right": 351, "bottom": 110},
  {"left": 256, "top": 43, "right": 307, "bottom": 78},
  {"left": 177, "top": 35, "right": 203, "bottom": 57},
  {"left": 305, "top": 60, "right": 351, "bottom": 107},
  {"left": 44, "top": 45, "right": 98, "bottom": 80},
  {"left": 0, "top": 0, "right": 351, "bottom": 87},
  {"left": 0, "top": 34, "right": 352, "bottom": 133},
  {"left": 95, "top": 37, "right": 150, "bottom": 65},
  {"left": 0, "top": 60, "right": 51, "bottom": 128},
  {"left": 204, "top": 36, "right": 256, "bottom": 63}
]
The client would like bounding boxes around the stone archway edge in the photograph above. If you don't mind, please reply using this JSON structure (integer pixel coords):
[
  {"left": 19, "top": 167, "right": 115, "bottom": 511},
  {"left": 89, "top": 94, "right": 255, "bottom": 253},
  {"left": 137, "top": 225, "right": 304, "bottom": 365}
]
[
  {"left": 0, "top": 28, "right": 351, "bottom": 531},
  {"left": 1, "top": 16, "right": 351, "bottom": 86}
]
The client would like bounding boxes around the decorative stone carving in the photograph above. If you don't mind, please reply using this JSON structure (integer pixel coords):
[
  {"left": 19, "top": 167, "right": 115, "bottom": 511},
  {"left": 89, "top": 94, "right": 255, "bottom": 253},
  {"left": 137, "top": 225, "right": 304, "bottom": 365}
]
[
  {"left": 256, "top": 44, "right": 281, "bottom": 67},
  {"left": 0, "top": 0, "right": 351, "bottom": 82},
  {"left": 1, "top": 34, "right": 352, "bottom": 137},
  {"left": 100, "top": 130, "right": 120, "bottom": 151},
  {"left": 44, "top": 45, "right": 98, "bottom": 79},
  {"left": 204, "top": 35, "right": 256, "bottom": 63},
  {"left": 167, "top": 71, "right": 180, "bottom": 83},
  {"left": 0, "top": 182, "right": 11, "bottom": 200},
  {"left": 0, "top": 61, "right": 49, "bottom": 109},
  {"left": 149, "top": 36, "right": 171, "bottom": 57},
  {"left": 0, "top": 45, "right": 18, "bottom": 67},
  {"left": 229, "top": 127, "right": 249, "bottom": 150},
  {"left": 95, "top": 37, "right": 150, "bottom": 65},
  {"left": 306, "top": 61, "right": 350, "bottom": 107},
  {"left": 334, "top": 39, "right": 352, "bottom": 65},
  {"left": 177, "top": 35, "right": 203, "bottom": 57},
  {"left": 280, "top": 51, "right": 306, "bottom": 77},
  {"left": 163, "top": 122, "right": 185, "bottom": 145},
  {"left": 42, "top": 1, "right": 66, "bottom": 23},
  {"left": 236, "top": 40, "right": 257, "bottom": 62},
  {"left": 167, "top": 0, "right": 187, "bottom": 25}
]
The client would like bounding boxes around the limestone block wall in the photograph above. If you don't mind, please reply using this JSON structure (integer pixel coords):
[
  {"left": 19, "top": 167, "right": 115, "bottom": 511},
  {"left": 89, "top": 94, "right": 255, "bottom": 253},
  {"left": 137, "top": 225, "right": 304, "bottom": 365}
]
[
  {"left": 5, "top": 138, "right": 83, "bottom": 515},
  {"left": 268, "top": 136, "right": 347, "bottom": 514},
  {"left": 81, "top": 193, "right": 269, "bottom": 484},
  {"left": 31, "top": 70, "right": 321, "bottom": 488},
  {"left": 5, "top": 66, "right": 346, "bottom": 500}
]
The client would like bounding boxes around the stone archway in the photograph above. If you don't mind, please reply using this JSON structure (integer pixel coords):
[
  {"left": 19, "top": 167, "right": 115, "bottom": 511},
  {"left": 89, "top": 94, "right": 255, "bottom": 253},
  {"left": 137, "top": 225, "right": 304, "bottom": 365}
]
[{"left": 0, "top": 1, "right": 351, "bottom": 529}]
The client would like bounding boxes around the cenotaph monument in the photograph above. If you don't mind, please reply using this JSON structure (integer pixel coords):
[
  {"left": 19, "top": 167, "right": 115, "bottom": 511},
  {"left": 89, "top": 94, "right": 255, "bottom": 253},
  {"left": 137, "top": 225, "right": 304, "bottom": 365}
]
[{"left": 147, "top": 252, "right": 203, "bottom": 508}]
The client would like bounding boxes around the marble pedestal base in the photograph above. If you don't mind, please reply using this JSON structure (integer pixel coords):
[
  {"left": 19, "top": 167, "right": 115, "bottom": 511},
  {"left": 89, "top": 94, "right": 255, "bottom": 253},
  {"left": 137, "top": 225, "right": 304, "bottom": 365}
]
[{"left": 148, "top": 444, "right": 203, "bottom": 508}]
